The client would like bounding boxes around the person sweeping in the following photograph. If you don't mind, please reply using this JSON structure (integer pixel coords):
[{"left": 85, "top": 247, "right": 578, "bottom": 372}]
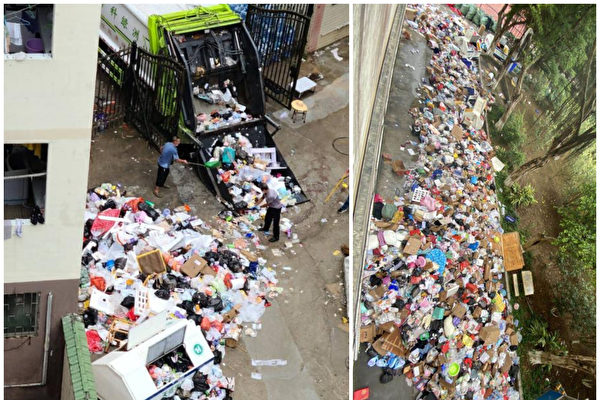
[
  {"left": 258, "top": 182, "right": 282, "bottom": 242},
  {"left": 154, "top": 136, "right": 188, "bottom": 198}
]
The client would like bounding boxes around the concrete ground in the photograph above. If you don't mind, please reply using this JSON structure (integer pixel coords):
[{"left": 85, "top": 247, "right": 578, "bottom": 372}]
[
  {"left": 87, "top": 39, "right": 349, "bottom": 400},
  {"left": 352, "top": 24, "right": 431, "bottom": 400}
]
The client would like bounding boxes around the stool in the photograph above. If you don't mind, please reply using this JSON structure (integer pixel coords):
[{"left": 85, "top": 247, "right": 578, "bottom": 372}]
[{"left": 291, "top": 100, "right": 308, "bottom": 123}]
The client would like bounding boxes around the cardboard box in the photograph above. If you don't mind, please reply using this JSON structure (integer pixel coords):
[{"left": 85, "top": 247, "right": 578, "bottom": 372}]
[
  {"left": 452, "top": 304, "right": 467, "bottom": 318},
  {"left": 484, "top": 264, "right": 491, "bottom": 281},
  {"left": 369, "top": 285, "right": 386, "bottom": 300},
  {"left": 479, "top": 325, "right": 500, "bottom": 346},
  {"left": 181, "top": 254, "right": 208, "bottom": 277},
  {"left": 451, "top": 125, "right": 464, "bottom": 141},
  {"left": 360, "top": 324, "right": 376, "bottom": 343},
  {"left": 222, "top": 307, "right": 239, "bottom": 323},
  {"left": 405, "top": 7, "right": 417, "bottom": 21},
  {"left": 137, "top": 249, "right": 166, "bottom": 275},
  {"left": 377, "top": 321, "right": 397, "bottom": 335}
]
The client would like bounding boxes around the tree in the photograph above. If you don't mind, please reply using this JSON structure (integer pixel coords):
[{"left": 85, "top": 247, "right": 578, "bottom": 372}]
[
  {"left": 505, "top": 37, "right": 595, "bottom": 185},
  {"left": 494, "top": 5, "right": 595, "bottom": 130},
  {"left": 486, "top": 5, "right": 529, "bottom": 56},
  {"left": 529, "top": 351, "right": 595, "bottom": 376}
]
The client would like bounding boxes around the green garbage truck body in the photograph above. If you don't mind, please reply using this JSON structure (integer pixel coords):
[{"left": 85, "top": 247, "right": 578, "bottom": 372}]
[{"left": 99, "top": 4, "right": 266, "bottom": 135}]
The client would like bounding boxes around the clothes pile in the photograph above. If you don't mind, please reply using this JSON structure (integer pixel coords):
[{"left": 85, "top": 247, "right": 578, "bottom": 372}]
[
  {"left": 80, "top": 183, "right": 285, "bottom": 400},
  {"left": 359, "top": 5, "right": 519, "bottom": 400}
]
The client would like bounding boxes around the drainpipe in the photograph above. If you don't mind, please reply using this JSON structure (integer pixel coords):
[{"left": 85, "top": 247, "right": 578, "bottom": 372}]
[{"left": 5, "top": 292, "right": 53, "bottom": 388}]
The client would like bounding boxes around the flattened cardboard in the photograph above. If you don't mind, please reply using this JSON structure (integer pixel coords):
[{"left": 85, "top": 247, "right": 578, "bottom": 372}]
[
  {"left": 181, "top": 254, "right": 208, "bottom": 277},
  {"left": 403, "top": 237, "right": 422, "bottom": 255},
  {"left": 378, "top": 329, "right": 407, "bottom": 357},
  {"left": 240, "top": 249, "right": 258, "bottom": 262},
  {"left": 137, "top": 249, "right": 166, "bottom": 275}
]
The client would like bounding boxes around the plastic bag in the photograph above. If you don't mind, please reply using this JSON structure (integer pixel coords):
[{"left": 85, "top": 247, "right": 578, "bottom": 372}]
[
  {"left": 86, "top": 330, "right": 103, "bottom": 353},
  {"left": 238, "top": 300, "right": 266, "bottom": 322}
]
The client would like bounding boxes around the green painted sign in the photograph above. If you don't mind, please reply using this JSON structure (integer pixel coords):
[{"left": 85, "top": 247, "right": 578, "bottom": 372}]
[{"left": 193, "top": 344, "right": 203, "bottom": 355}]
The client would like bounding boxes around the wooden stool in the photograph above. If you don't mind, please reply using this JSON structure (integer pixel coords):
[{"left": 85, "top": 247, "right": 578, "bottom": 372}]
[{"left": 291, "top": 100, "right": 308, "bottom": 123}]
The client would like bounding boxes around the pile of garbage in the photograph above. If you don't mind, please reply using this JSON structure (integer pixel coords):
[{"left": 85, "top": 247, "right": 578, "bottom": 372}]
[
  {"left": 193, "top": 79, "right": 254, "bottom": 133},
  {"left": 359, "top": 5, "right": 520, "bottom": 400},
  {"left": 80, "top": 183, "right": 285, "bottom": 399},
  {"left": 207, "top": 133, "right": 302, "bottom": 209}
]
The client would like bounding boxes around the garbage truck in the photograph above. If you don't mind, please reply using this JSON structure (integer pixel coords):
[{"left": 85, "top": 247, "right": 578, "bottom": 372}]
[{"left": 99, "top": 4, "right": 308, "bottom": 209}]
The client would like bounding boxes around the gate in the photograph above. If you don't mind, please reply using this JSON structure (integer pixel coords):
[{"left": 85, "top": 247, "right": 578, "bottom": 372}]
[
  {"left": 93, "top": 42, "right": 185, "bottom": 150},
  {"left": 93, "top": 47, "right": 132, "bottom": 134},
  {"left": 245, "top": 5, "right": 313, "bottom": 109}
]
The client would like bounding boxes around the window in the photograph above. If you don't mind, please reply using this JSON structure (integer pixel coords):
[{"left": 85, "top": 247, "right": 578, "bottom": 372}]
[
  {"left": 4, "top": 4, "right": 53, "bottom": 58},
  {"left": 5, "top": 292, "right": 41, "bottom": 337},
  {"left": 4, "top": 144, "right": 48, "bottom": 220}
]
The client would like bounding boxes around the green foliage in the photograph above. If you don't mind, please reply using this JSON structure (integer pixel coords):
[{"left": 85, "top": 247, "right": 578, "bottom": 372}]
[
  {"left": 553, "top": 182, "right": 596, "bottom": 333},
  {"left": 555, "top": 183, "right": 595, "bottom": 270},
  {"left": 525, "top": 318, "right": 567, "bottom": 353},
  {"left": 495, "top": 147, "right": 525, "bottom": 173},
  {"left": 502, "top": 112, "right": 525, "bottom": 147},
  {"left": 506, "top": 183, "right": 538, "bottom": 208},
  {"left": 513, "top": 299, "right": 560, "bottom": 400},
  {"left": 488, "top": 104, "right": 526, "bottom": 172},
  {"left": 555, "top": 264, "right": 596, "bottom": 333}
]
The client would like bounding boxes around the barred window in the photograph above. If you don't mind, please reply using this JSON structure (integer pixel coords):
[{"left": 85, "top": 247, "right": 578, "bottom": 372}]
[{"left": 4, "top": 292, "right": 40, "bottom": 337}]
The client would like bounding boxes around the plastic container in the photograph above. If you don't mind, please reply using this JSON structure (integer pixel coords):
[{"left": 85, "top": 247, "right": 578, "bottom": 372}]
[{"left": 25, "top": 38, "right": 44, "bottom": 53}]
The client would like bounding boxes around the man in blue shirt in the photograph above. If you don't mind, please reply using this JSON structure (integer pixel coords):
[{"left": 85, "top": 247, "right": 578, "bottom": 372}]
[{"left": 154, "top": 136, "right": 188, "bottom": 198}]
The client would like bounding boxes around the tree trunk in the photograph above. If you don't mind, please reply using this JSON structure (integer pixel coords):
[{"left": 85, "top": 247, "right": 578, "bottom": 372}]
[
  {"left": 528, "top": 350, "right": 595, "bottom": 376},
  {"left": 523, "top": 233, "right": 556, "bottom": 251},
  {"left": 486, "top": 5, "right": 509, "bottom": 55},
  {"left": 505, "top": 154, "right": 550, "bottom": 186},
  {"left": 494, "top": 92, "right": 523, "bottom": 131},
  {"left": 493, "top": 44, "right": 518, "bottom": 90}
]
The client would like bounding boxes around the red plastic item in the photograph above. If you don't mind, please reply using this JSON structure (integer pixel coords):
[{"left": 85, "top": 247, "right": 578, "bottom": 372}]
[
  {"left": 353, "top": 388, "right": 370, "bottom": 400},
  {"left": 86, "top": 329, "right": 103, "bottom": 353},
  {"left": 125, "top": 197, "right": 143, "bottom": 213},
  {"left": 442, "top": 342, "right": 450, "bottom": 354},
  {"left": 90, "top": 276, "right": 106, "bottom": 291},
  {"left": 127, "top": 308, "right": 138, "bottom": 322},
  {"left": 90, "top": 208, "right": 121, "bottom": 237}
]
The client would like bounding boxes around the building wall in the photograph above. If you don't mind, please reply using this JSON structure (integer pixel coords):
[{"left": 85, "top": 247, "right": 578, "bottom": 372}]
[
  {"left": 4, "top": 279, "right": 79, "bottom": 399},
  {"left": 352, "top": 4, "right": 398, "bottom": 202},
  {"left": 4, "top": 4, "right": 101, "bottom": 284},
  {"left": 306, "top": 4, "right": 349, "bottom": 53},
  {"left": 4, "top": 5, "right": 101, "bottom": 399}
]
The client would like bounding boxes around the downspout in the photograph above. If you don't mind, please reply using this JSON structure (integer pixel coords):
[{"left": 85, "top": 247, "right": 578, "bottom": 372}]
[{"left": 4, "top": 292, "right": 53, "bottom": 388}]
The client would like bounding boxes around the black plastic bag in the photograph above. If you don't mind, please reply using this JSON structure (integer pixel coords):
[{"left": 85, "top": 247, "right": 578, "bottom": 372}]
[
  {"left": 380, "top": 372, "right": 394, "bottom": 384},
  {"left": 83, "top": 308, "right": 98, "bottom": 327},
  {"left": 154, "top": 289, "right": 171, "bottom": 300},
  {"left": 138, "top": 201, "right": 160, "bottom": 220},
  {"left": 120, "top": 296, "right": 135, "bottom": 309},
  {"left": 192, "top": 371, "right": 210, "bottom": 392}
]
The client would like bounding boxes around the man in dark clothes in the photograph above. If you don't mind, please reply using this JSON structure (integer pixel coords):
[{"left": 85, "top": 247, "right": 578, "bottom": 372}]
[
  {"left": 258, "top": 182, "right": 282, "bottom": 242},
  {"left": 154, "top": 136, "right": 188, "bottom": 198}
]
